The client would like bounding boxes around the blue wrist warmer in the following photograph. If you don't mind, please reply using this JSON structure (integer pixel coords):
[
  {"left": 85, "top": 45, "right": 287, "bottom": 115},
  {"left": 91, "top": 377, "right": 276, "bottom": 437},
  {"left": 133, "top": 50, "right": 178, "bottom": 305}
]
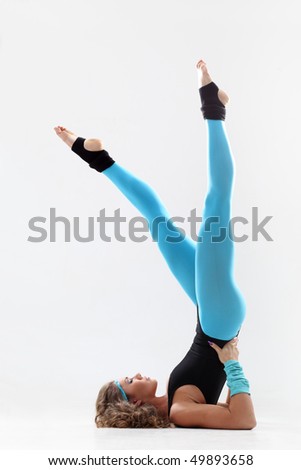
[{"left": 224, "top": 360, "right": 250, "bottom": 397}]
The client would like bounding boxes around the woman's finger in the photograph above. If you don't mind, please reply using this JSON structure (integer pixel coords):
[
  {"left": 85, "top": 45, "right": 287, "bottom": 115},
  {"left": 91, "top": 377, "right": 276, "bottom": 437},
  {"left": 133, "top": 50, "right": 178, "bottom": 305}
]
[
  {"left": 208, "top": 341, "right": 221, "bottom": 352},
  {"left": 230, "top": 337, "right": 239, "bottom": 345}
]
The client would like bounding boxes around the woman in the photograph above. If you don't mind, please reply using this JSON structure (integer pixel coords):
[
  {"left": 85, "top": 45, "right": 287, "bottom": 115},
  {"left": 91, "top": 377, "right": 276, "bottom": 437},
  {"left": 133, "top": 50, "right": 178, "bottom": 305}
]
[{"left": 54, "top": 59, "right": 257, "bottom": 430}]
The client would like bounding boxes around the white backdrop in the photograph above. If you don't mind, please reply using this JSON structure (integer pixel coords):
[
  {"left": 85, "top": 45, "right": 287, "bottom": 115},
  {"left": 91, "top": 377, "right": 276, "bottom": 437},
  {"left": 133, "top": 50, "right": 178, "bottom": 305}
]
[{"left": 0, "top": 0, "right": 300, "bottom": 447}]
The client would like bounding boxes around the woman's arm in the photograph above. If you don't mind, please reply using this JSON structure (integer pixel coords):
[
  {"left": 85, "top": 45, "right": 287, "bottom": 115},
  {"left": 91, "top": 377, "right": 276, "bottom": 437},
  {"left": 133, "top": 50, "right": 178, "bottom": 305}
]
[
  {"left": 170, "top": 392, "right": 256, "bottom": 429},
  {"left": 170, "top": 338, "right": 256, "bottom": 429}
]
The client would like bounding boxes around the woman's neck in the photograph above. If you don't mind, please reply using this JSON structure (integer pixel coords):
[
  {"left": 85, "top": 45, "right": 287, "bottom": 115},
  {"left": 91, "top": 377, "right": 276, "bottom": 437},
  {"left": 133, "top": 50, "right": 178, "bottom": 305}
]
[{"left": 150, "top": 394, "right": 169, "bottom": 417}]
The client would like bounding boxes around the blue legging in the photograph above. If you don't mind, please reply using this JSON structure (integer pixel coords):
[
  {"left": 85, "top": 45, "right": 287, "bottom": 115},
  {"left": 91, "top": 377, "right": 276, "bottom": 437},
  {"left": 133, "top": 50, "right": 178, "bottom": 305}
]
[{"left": 103, "top": 119, "right": 246, "bottom": 340}]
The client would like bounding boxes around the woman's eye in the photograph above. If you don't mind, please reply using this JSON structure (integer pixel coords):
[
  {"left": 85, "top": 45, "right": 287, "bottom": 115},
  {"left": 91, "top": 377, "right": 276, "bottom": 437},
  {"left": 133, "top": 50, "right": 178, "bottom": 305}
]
[{"left": 126, "top": 377, "right": 133, "bottom": 384}]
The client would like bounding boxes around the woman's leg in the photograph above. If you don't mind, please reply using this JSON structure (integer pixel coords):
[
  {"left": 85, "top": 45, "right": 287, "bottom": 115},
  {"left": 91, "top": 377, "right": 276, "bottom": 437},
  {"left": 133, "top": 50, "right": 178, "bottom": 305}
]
[
  {"left": 103, "top": 163, "right": 197, "bottom": 305},
  {"left": 195, "top": 62, "right": 246, "bottom": 340},
  {"left": 53, "top": 125, "right": 197, "bottom": 305}
]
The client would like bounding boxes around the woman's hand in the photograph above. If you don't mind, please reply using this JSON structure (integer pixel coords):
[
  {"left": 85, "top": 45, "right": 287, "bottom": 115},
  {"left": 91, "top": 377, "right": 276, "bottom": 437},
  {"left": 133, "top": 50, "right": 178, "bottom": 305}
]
[{"left": 208, "top": 337, "right": 239, "bottom": 364}]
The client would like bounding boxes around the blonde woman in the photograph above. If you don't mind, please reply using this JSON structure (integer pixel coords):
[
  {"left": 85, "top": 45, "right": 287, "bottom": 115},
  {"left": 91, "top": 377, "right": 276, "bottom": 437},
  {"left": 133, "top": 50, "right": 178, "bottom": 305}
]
[{"left": 54, "top": 60, "right": 256, "bottom": 430}]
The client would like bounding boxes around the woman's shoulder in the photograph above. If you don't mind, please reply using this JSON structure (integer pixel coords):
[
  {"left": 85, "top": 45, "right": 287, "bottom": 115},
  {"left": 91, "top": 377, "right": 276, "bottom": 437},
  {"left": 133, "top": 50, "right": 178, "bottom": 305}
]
[{"left": 171, "top": 384, "right": 206, "bottom": 406}]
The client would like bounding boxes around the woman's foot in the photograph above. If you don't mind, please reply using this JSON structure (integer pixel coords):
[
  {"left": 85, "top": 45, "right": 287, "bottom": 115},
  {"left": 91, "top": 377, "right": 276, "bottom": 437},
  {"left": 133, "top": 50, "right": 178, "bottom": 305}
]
[
  {"left": 54, "top": 126, "right": 104, "bottom": 151},
  {"left": 196, "top": 59, "right": 229, "bottom": 106}
]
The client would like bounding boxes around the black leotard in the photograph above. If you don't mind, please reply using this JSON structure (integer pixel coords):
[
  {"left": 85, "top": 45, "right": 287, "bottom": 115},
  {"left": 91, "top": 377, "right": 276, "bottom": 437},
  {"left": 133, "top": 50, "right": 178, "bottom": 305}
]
[{"left": 167, "top": 306, "right": 238, "bottom": 415}]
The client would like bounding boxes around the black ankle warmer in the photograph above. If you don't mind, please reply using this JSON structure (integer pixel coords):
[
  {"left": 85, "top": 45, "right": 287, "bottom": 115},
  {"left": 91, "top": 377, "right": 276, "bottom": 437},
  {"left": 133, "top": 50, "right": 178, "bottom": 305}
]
[
  {"left": 71, "top": 137, "right": 115, "bottom": 172},
  {"left": 199, "top": 82, "right": 226, "bottom": 121}
]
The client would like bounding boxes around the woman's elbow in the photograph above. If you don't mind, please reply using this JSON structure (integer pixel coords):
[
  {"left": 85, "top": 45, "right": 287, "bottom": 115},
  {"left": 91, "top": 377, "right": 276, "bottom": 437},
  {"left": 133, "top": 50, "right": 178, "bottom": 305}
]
[
  {"left": 231, "top": 413, "right": 257, "bottom": 430},
  {"left": 247, "top": 417, "right": 257, "bottom": 430},
  {"left": 240, "top": 417, "right": 257, "bottom": 430}
]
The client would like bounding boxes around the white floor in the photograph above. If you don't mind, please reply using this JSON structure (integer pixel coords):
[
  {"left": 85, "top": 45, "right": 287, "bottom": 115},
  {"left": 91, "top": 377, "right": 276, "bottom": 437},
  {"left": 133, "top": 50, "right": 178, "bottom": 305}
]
[{"left": 0, "top": 416, "right": 300, "bottom": 450}]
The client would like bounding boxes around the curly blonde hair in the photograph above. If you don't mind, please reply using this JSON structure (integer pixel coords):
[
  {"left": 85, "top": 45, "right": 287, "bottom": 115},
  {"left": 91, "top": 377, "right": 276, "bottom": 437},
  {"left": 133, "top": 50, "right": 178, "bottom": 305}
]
[{"left": 95, "top": 381, "right": 172, "bottom": 428}]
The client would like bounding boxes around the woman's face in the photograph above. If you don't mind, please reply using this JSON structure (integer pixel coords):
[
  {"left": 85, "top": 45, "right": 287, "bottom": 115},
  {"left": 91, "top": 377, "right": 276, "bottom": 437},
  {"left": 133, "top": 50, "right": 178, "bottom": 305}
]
[{"left": 118, "top": 373, "right": 158, "bottom": 403}]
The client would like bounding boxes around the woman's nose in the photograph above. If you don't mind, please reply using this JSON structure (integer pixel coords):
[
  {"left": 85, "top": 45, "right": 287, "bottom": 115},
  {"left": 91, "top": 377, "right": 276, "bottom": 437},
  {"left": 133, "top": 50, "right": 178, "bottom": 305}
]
[{"left": 135, "top": 373, "right": 142, "bottom": 379}]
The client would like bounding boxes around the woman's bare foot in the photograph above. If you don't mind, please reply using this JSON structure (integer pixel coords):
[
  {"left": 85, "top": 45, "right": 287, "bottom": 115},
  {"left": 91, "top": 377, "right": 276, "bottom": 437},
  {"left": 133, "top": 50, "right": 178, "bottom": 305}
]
[
  {"left": 54, "top": 126, "right": 104, "bottom": 151},
  {"left": 54, "top": 126, "right": 77, "bottom": 148},
  {"left": 196, "top": 59, "right": 229, "bottom": 106}
]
